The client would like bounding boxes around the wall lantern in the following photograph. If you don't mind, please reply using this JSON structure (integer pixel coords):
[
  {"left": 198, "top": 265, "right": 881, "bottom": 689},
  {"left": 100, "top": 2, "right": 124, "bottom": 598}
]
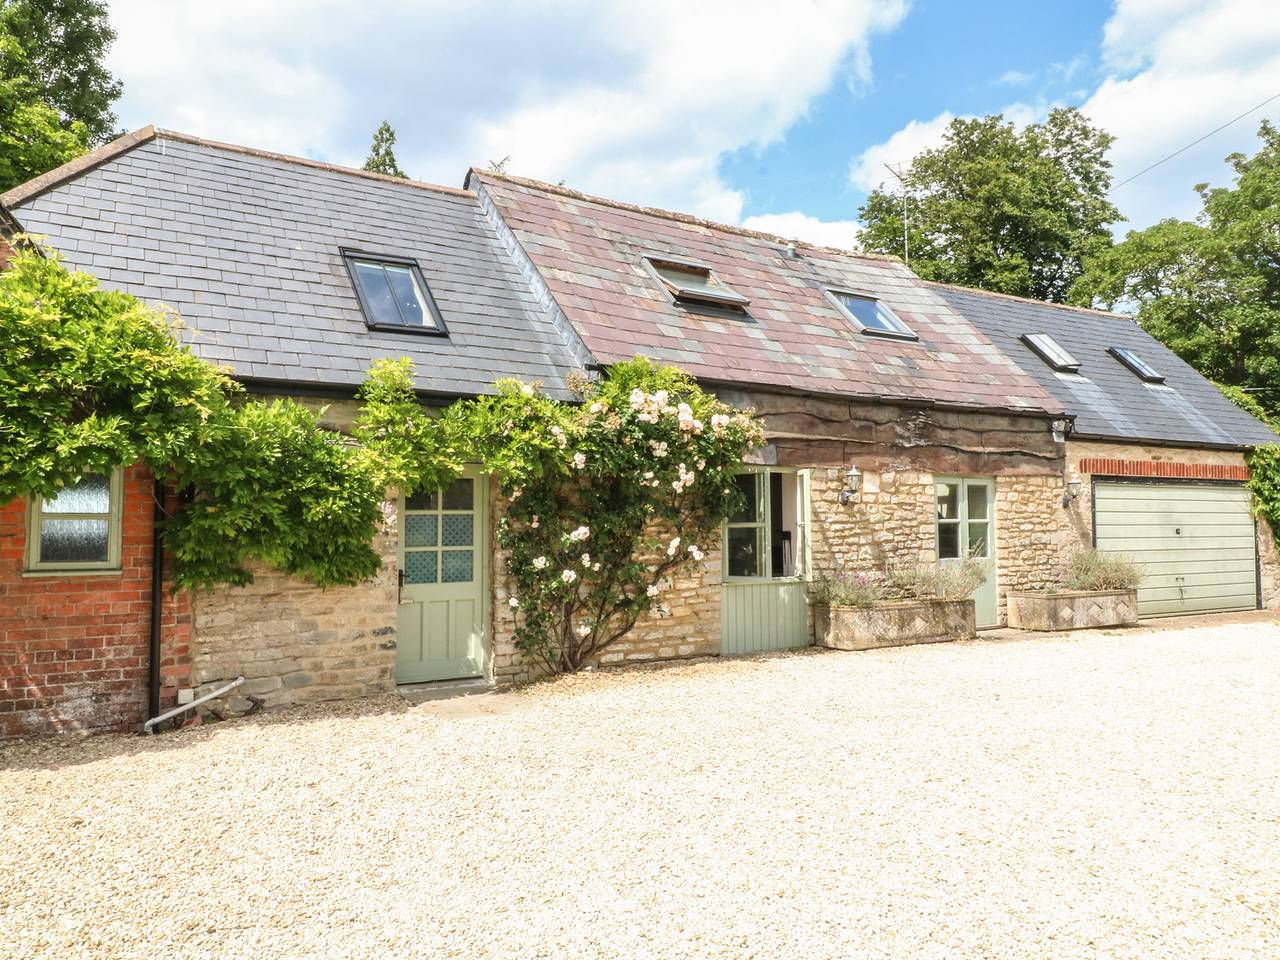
[
  {"left": 838, "top": 464, "right": 863, "bottom": 505},
  {"left": 1062, "top": 473, "right": 1083, "bottom": 508},
  {"left": 1051, "top": 418, "right": 1071, "bottom": 444}
]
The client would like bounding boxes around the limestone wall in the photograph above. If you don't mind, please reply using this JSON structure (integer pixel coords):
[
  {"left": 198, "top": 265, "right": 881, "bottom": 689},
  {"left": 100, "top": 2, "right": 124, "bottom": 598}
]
[{"left": 188, "top": 503, "right": 399, "bottom": 713}]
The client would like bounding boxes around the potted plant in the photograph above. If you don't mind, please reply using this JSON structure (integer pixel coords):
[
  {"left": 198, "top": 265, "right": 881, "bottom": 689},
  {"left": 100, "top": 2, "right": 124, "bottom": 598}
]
[
  {"left": 1006, "top": 548, "right": 1143, "bottom": 631},
  {"left": 811, "top": 559, "right": 985, "bottom": 651}
]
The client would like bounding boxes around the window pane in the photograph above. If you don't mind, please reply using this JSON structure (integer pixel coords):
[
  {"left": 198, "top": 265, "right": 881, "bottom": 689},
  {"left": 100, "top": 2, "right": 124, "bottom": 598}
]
[
  {"left": 966, "top": 523, "right": 990, "bottom": 558},
  {"left": 442, "top": 478, "right": 474, "bottom": 511},
  {"left": 405, "top": 489, "right": 438, "bottom": 511},
  {"left": 730, "top": 473, "right": 761, "bottom": 523},
  {"left": 834, "top": 291, "right": 906, "bottom": 334},
  {"left": 966, "top": 483, "right": 990, "bottom": 521},
  {"left": 404, "top": 514, "right": 437, "bottom": 548},
  {"left": 352, "top": 261, "right": 401, "bottom": 326},
  {"left": 441, "top": 550, "right": 473, "bottom": 583},
  {"left": 937, "top": 523, "right": 960, "bottom": 560},
  {"left": 384, "top": 264, "right": 434, "bottom": 328},
  {"left": 935, "top": 482, "right": 959, "bottom": 520},
  {"left": 39, "top": 518, "right": 109, "bottom": 563},
  {"left": 651, "top": 261, "right": 747, "bottom": 305},
  {"left": 727, "top": 526, "right": 763, "bottom": 577},
  {"left": 442, "top": 514, "right": 473, "bottom": 547},
  {"left": 404, "top": 550, "right": 437, "bottom": 584},
  {"left": 43, "top": 474, "right": 110, "bottom": 514}
]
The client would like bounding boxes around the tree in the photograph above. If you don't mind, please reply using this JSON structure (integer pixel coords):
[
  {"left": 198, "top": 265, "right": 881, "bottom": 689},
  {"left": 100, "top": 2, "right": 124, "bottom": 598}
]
[
  {"left": 1073, "top": 121, "right": 1280, "bottom": 418},
  {"left": 363, "top": 121, "right": 407, "bottom": 178},
  {"left": 859, "top": 108, "right": 1120, "bottom": 303},
  {"left": 0, "top": 34, "right": 90, "bottom": 192},
  {"left": 0, "top": 0, "right": 122, "bottom": 144}
]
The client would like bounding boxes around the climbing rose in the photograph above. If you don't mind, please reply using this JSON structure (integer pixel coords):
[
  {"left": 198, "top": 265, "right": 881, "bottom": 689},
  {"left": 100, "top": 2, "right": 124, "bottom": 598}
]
[
  {"left": 561, "top": 569, "right": 578, "bottom": 584},
  {"left": 572, "top": 452, "right": 587, "bottom": 469},
  {"left": 568, "top": 525, "right": 590, "bottom": 542},
  {"left": 576, "top": 624, "right": 591, "bottom": 638},
  {"left": 508, "top": 596, "right": 520, "bottom": 607},
  {"left": 532, "top": 556, "right": 548, "bottom": 570},
  {"left": 646, "top": 584, "right": 660, "bottom": 597}
]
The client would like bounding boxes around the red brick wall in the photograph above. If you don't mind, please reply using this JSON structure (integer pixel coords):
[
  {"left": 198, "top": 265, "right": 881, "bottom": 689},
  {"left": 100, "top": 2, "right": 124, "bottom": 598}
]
[
  {"left": 0, "top": 464, "right": 190, "bottom": 738},
  {"left": 1077, "top": 457, "right": 1249, "bottom": 481}
]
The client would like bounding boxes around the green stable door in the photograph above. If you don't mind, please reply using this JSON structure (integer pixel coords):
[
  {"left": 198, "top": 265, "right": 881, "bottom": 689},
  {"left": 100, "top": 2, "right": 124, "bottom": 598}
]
[
  {"left": 934, "top": 477, "right": 998, "bottom": 628},
  {"left": 396, "top": 471, "right": 487, "bottom": 683}
]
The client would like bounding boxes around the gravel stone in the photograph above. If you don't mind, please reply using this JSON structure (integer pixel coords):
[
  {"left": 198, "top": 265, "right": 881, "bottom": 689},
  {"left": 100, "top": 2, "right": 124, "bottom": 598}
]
[{"left": 3, "top": 619, "right": 1279, "bottom": 959}]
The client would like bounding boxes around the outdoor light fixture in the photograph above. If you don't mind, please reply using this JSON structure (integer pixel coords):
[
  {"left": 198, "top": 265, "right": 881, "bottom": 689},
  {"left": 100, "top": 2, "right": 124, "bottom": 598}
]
[
  {"left": 838, "top": 464, "right": 863, "bottom": 505},
  {"left": 1062, "top": 473, "right": 1083, "bottom": 508},
  {"left": 1051, "top": 418, "right": 1071, "bottom": 444}
]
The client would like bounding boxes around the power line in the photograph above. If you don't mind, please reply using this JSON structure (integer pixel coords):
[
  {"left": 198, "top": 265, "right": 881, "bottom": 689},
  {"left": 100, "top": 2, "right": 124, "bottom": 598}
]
[{"left": 1110, "top": 90, "right": 1280, "bottom": 191}]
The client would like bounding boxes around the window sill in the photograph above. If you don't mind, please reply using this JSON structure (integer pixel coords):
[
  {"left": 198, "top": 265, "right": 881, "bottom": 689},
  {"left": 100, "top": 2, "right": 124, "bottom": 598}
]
[
  {"left": 859, "top": 327, "right": 918, "bottom": 342},
  {"left": 23, "top": 567, "right": 123, "bottom": 579},
  {"left": 365, "top": 322, "right": 450, "bottom": 338},
  {"left": 722, "top": 575, "right": 808, "bottom": 585}
]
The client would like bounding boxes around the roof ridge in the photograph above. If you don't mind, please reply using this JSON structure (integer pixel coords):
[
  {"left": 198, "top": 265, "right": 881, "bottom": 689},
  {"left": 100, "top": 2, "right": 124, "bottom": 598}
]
[
  {"left": 469, "top": 168, "right": 900, "bottom": 264},
  {"left": 921, "top": 278, "right": 1132, "bottom": 321},
  {"left": 2, "top": 125, "right": 477, "bottom": 208}
]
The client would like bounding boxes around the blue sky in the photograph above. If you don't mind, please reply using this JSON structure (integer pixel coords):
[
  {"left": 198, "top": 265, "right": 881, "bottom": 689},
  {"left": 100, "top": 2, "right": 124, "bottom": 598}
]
[{"left": 106, "top": 0, "right": 1280, "bottom": 247}]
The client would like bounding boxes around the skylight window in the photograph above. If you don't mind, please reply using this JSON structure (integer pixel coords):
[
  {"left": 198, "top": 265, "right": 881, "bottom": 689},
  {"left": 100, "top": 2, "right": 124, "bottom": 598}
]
[
  {"left": 645, "top": 256, "right": 750, "bottom": 309},
  {"left": 344, "top": 249, "right": 446, "bottom": 334},
  {"left": 825, "top": 288, "right": 917, "bottom": 340},
  {"left": 1021, "top": 333, "right": 1080, "bottom": 373},
  {"left": 1109, "top": 346, "right": 1165, "bottom": 383}
]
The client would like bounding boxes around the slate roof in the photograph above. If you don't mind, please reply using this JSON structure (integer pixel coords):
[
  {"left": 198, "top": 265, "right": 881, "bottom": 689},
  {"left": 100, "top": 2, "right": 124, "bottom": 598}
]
[
  {"left": 468, "top": 171, "right": 1064, "bottom": 416},
  {"left": 931, "top": 283, "right": 1278, "bottom": 449},
  {"left": 3, "top": 129, "right": 585, "bottom": 399}
]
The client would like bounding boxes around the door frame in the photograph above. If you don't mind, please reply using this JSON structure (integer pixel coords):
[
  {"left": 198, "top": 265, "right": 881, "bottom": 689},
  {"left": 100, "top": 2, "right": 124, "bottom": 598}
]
[
  {"left": 395, "top": 466, "right": 491, "bottom": 683},
  {"left": 933, "top": 475, "right": 998, "bottom": 628}
]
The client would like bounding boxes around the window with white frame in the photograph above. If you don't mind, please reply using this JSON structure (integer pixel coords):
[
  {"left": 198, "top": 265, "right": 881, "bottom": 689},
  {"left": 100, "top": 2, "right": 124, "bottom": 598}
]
[
  {"left": 825, "top": 288, "right": 917, "bottom": 340},
  {"left": 724, "top": 469, "right": 807, "bottom": 579},
  {"left": 26, "top": 470, "right": 123, "bottom": 573}
]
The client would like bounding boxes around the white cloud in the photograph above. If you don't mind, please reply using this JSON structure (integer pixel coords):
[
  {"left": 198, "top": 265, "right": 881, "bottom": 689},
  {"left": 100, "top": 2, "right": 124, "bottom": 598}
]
[
  {"left": 106, "top": 0, "right": 909, "bottom": 222},
  {"left": 844, "top": 0, "right": 1280, "bottom": 232},
  {"left": 740, "top": 211, "right": 861, "bottom": 248},
  {"left": 1083, "top": 0, "right": 1280, "bottom": 228}
]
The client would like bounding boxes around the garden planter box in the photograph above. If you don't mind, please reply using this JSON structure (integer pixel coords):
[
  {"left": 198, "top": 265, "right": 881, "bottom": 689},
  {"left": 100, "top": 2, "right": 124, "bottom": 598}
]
[
  {"left": 1006, "top": 589, "right": 1139, "bottom": 632},
  {"left": 813, "top": 598, "right": 976, "bottom": 651}
]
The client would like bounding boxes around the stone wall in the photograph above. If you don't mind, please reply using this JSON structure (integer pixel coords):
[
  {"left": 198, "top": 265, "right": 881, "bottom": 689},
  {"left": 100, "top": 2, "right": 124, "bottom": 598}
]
[
  {"left": 488, "top": 481, "right": 721, "bottom": 685},
  {"left": 1066, "top": 440, "right": 1279, "bottom": 610},
  {"left": 993, "top": 475, "right": 1068, "bottom": 614},
  {"left": 808, "top": 466, "right": 936, "bottom": 576},
  {"left": 188, "top": 502, "right": 399, "bottom": 714}
]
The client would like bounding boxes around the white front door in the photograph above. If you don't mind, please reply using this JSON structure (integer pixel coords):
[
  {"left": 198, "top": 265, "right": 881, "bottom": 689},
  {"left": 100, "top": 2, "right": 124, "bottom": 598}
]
[
  {"left": 934, "top": 476, "right": 997, "bottom": 627},
  {"left": 396, "top": 471, "right": 487, "bottom": 683}
]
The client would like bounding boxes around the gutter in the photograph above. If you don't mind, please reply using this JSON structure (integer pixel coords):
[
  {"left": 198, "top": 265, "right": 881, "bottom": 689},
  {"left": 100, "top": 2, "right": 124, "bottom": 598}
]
[{"left": 148, "top": 479, "right": 164, "bottom": 720}]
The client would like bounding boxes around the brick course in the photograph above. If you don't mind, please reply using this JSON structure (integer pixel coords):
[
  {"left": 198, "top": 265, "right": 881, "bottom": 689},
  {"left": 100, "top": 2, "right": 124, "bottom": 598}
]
[{"left": 0, "top": 464, "right": 190, "bottom": 738}]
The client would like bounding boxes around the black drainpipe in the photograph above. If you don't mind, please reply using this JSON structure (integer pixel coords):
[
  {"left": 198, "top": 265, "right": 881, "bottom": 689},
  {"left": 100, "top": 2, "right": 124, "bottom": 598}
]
[{"left": 147, "top": 479, "right": 165, "bottom": 721}]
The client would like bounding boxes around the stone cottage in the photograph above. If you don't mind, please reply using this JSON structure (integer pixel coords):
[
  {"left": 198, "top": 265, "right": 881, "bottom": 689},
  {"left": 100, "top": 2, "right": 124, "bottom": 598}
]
[{"left": 2, "top": 127, "right": 1276, "bottom": 737}]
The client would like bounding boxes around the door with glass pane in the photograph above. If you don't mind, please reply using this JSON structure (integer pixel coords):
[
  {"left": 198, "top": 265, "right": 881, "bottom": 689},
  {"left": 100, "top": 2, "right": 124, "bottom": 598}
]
[
  {"left": 722, "top": 468, "right": 811, "bottom": 654},
  {"left": 396, "top": 470, "right": 487, "bottom": 683},
  {"left": 934, "top": 477, "right": 997, "bottom": 627}
]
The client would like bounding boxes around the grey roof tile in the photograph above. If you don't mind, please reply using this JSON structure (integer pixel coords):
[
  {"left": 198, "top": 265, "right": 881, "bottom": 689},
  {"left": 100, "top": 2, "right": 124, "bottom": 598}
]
[
  {"left": 931, "top": 282, "right": 1277, "bottom": 449},
  {"left": 10, "top": 133, "right": 584, "bottom": 399}
]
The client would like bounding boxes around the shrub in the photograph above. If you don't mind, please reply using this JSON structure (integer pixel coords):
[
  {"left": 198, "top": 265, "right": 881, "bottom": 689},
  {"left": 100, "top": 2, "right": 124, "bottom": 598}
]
[
  {"left": 885, "top": 557, "right": 988, "bottom": 601},
  {"left": 810, "top": 570, "right": 885, "bottom": 608},
  {"left": 1063, "top": 548, "right": 1143, "bottom": 591}
]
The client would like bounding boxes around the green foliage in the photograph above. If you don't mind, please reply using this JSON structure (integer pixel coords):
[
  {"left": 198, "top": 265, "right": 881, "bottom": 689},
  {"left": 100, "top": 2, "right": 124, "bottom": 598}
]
[
  {"left": 457, "top": 359, "right": 763, "bottom": 673},
  {"left": 0, "top": 35, "right": 90, "bottom": 192},
  {"left": 1063, "top": 548, "right": 1143, "bottom": 591},
  {"left": 1073, "top": 121, "right": 1280, "bottom": 419},
  {"left": 363, "top": 121, "right": 407, "bottom": 178},
  {"left": 884, "top": 558, "right": 988, "bottom": 602},
  {"left": 810, "top": 570, "right": 884, "bottom": 608},
  {"left": 858, "top": 108, "right": 1120, "bottom": 303},
  {"left": 0, "top": 245, "right": 393, "bottom": 590},
  {"left": 0, "top": 0, "right": 121, "bottom": 144},
  {"left": 1221, "top": 384, "right": 1280, "bottom": 552},
  {"left": 353, "top": 357, "right": 461, "bottom": 495}
]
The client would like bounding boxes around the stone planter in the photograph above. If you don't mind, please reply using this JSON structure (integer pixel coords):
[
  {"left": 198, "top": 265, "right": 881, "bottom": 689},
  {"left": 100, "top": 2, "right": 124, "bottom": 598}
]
[
  {"left": 813, "top": 598, "right": 976, "bottom": 651},
  {"left": 1006, "top": 589, "right": 1139, "bottom": 632}
]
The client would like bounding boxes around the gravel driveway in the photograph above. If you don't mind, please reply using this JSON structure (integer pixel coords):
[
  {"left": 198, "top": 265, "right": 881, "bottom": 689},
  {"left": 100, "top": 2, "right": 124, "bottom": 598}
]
[{"left": 3, "top": 617, "right": 1279, "bottom": 959}]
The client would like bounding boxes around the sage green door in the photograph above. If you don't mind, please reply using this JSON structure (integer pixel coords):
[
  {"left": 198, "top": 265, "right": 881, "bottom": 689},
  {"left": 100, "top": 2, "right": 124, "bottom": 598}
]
[
  {"left": 396, "top": 471, "right": 487, "bottom": 683},
  {"left": 935, "top": 477, "right": 998, "bottom": 627},
  {"left": 1094, "top": 481, "right": 1258, "bottom": 617},
  {"left": 721, "top": 468, "right": 811, "bottom": 654}
]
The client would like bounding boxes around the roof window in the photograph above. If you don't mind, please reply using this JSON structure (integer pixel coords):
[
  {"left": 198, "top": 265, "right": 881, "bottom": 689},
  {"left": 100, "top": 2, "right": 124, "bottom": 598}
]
[
  {"left": 344, "top": 249, "right": 447, "bottom": 335},
  {"left": 1109, "top": 346, "right": 1165, "bottom": 383},
  {"left": 1021, "top": 333, "right": 1080, "bottom": 373},
  {"left": 645, "top": 256, "right": 749, "bottom": 309},
  {"left": 825, "top": 288, "right": 917, "bottom": 340}
]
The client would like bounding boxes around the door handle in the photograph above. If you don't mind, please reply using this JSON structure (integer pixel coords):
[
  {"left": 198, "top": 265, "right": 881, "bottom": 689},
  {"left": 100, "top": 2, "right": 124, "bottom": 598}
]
[{"left": 398, "top": 568, "right": 405, "bottom": 603}]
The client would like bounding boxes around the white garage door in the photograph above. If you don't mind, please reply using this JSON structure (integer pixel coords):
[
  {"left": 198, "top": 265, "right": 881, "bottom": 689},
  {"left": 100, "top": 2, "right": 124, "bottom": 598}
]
[{"left": 1094, "top": 482, "right": 1258, "bottom": 617}]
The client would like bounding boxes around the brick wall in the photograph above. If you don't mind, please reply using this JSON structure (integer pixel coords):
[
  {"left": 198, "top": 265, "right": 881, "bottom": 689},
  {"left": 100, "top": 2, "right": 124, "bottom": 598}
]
[{"left": 0, "top": 464, "right": 190, "bottom": 738}]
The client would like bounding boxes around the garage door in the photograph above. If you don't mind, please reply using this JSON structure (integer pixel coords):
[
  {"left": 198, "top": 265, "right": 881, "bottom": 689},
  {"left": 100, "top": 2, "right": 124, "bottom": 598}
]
[{"left": 1094, "top": 482, "right": 1258, "bottom": 617}]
